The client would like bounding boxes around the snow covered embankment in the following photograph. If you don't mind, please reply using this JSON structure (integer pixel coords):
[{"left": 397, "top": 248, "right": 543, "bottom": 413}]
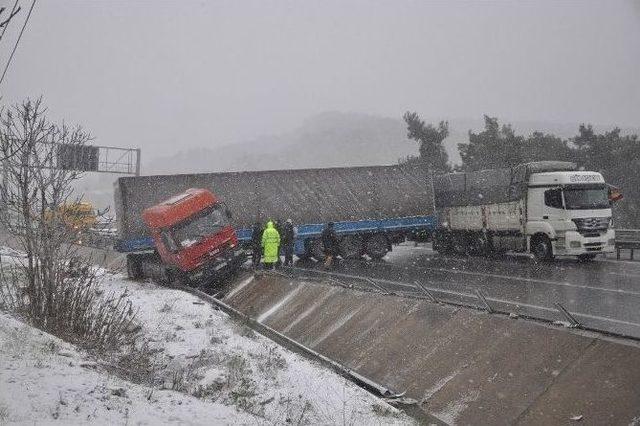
[{"left": 0, "top": 272, "right": 411, "bottom": 425}]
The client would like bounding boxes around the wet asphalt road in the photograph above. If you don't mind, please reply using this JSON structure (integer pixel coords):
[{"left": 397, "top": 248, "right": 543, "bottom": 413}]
[{"left": 293, "top": 244, "right": 640, "bottom": 339}]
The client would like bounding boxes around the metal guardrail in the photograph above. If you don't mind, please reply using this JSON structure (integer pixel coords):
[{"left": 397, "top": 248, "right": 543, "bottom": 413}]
[
  {"left": 273, "top": 265, "right": 640, "bottom": 341},
  {"left": 180, "top": 283, "right": 409, "bottom": 401},
  {"left": 615, "top": 229, "right": 640, "bottom": 260}
]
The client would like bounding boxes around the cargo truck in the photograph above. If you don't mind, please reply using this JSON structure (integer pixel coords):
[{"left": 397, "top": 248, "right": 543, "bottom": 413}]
[
  {"left": 114, "top": 161, "right": 616, "bottom": 283},
  {"left": 124, "top": 188, "right": 245, "bottom": 284},
  {"left": 114, "top": 164, "right": 436, "bottom": 281},
  {"left": 432, "top": 161, "right": 616, "bottom": 261}
]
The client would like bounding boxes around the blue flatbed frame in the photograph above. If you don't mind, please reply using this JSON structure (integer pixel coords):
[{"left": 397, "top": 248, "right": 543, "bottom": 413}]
[{"left": 116, "top": 215, "right": 437, "bottom": 256}]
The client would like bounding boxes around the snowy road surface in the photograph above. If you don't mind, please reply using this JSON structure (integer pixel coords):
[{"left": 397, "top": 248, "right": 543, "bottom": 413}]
[{"left": 292, "top": 244, "right": 640, "bottom": 339}]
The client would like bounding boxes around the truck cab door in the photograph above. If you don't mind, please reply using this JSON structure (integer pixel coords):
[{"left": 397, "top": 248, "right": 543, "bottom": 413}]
[
  {"left": 527, "top": 187, "right": 564, "bottom": 237},
  {"left": 542, "top": 188, "right": 566, "bottom": 232}
]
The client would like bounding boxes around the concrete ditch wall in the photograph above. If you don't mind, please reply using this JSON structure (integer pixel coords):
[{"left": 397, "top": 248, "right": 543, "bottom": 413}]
[{"left": 223, "top": 274, "right": 640, "bottom": 425}]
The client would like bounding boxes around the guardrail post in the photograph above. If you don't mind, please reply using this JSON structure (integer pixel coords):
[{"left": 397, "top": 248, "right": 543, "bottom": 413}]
[
  {"left": 554, "top": 302, "right": 580, "bottom": 328},
  {"left": 475, "top": 289, "right": 494, "bottom": 313},
  {"left": 364, "top": 278, "right": 389, "bottom": 294},
  {"left": 413, "top": 280, "right": 437, "bottom": 303}
]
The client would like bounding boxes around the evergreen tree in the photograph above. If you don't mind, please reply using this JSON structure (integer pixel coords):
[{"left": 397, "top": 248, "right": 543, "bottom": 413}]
[{"left": 402, "top": 111, "right": 450, "bottom": 172}]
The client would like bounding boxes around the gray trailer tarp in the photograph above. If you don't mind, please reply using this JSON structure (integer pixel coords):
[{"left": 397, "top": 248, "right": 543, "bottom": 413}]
[
  {"left": 114, "top": 164, "right": 433, "bottom": 241},
  {"left": 433, "top": 161, "right": 577, "bottom": 208}
]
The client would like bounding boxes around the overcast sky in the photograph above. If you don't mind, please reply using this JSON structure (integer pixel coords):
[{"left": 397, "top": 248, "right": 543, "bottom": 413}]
[{"left": 2, "top": 0, "right": 639, "bottom": 158}]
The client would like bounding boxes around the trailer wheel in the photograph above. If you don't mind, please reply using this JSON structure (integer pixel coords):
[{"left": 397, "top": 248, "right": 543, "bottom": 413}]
[
  {"left": 433, "top": 230, "right": 453, "bottom": 254},
  {"left": 340, "top": 235, "right": 364, "bottom": 259},
  {"left": 126, "top": 255, "right": 143, "bottom": 280},
  {"left": 366, "top": 234, "right": 388, "bottom": 260},
  {"left": 309, "top": 239, "right": 325, "bottom": 261},
  {"left": 452, "top": 233, "right": 469, "bottom": 256},
  {"left": 469, "top": 233, "right": 490, "bottom": 256},
  {"left": 531, "top": 235, "right": 553, "bottom": 262}
]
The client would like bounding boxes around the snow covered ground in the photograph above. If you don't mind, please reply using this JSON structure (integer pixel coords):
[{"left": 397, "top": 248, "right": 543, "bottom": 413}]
[{"left": 0, "top": 266, "right": 413, "bottom": 425}]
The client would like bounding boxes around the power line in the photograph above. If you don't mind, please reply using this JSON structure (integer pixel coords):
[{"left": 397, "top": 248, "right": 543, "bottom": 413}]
[{"left": 0, "top": 0, "right": 36, "bottom": 89}]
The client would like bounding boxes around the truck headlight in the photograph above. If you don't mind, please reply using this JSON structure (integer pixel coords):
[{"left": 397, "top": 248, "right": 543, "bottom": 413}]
[{"left": 570, "top": 241, "right": 581, "bottom": 248}]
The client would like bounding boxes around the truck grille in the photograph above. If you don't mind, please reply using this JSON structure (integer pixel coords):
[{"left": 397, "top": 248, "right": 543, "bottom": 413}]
[
  {"left": 572, "top": 217, "right": 609, "bottom": 235},
  {"left": 583, "top": 242, "right": 603, "bottom": 251}
]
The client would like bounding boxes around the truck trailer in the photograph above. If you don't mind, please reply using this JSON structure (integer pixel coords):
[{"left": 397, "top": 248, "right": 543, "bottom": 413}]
[
  {"left": 114, "top": 164, "right": 436, "bottom": 280},
  {"left": 432, "top": 161, "right": 616, "bottom": 261}
]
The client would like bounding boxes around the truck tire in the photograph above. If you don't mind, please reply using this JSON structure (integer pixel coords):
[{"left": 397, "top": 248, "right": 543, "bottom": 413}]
[
  {"left": 469, "top": 233, "right": 490, "bottom": 256},
  {"left": 433, "top": 230, "right": 453, "bottom": 254},
  {"left": 531, "top": 235, "right": 554, "bottom": 262},
  {"left": 297, "top": 243, "right": 312, "bottom": 261},
  {"left": 309, "top": 239, "right": 325, "bottom": 261},
  {"left": 452, "top": 233, "right": 469, "bottom": 256},
  {"left": 126, "top": 255, "right": 143, "bottom": 280},
  {"left": 365, "top": 234, "right": 388, "bottom": 260},
  {"left": 166, "top": 268, "right": 192, "bottom": 287},
  {"left": 340, "top": 235, "right": 364, "bottom": 259}
]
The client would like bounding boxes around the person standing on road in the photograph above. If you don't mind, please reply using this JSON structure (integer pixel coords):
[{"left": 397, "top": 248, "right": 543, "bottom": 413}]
[
  {"left": 261, "top": 220, "right": 280, "bottom": 270},
  {"left": 321, "top": 222, "right": 339, "bottom": 268},
  {"left": 282, "top": 218, "right": 296, "bottom": 266},
  {"left": 251, "top": 221, "right": 263, "bottom": 268},
  {"left": 274, "top": 219, "right": 283, "bottom": 268}
]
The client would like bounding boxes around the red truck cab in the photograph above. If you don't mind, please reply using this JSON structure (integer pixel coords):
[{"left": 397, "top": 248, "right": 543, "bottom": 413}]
[{"left": 142, "top": 188, "right": 245, "bottom": 284}]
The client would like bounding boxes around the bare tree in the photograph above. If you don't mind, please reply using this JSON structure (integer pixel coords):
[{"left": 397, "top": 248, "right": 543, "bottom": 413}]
[
  {"left": 0, "top": 2, "right": 22, "bottom": 40},
  {"left": 0, "top": 98, "right": 139, "bottom": 351}
]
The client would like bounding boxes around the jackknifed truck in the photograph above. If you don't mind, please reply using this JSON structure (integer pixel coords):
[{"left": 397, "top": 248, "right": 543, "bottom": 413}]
[
  {"left": 114, "top": 164, "right": 436, "bottom": 283},
  {"left": 114, "top": 161, "right": 618, "bottom": 284}
]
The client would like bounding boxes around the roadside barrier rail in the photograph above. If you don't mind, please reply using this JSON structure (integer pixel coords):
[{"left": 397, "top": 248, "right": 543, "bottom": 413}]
[
  {"left": 275, "top": 265, "right": 640, "bottom": 341},
  {"left": 615, "top": 229, "right": 640, "bottom": 260}
]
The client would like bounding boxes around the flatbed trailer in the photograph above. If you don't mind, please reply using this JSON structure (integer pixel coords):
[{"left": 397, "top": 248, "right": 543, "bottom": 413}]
[{"left": 114, "top": 164, "right": 437, "bottom": 263}]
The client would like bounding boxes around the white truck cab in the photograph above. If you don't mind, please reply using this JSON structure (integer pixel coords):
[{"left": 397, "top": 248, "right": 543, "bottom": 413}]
[{"left": 526, "top": 171, "right": 615, "bottom": 260}]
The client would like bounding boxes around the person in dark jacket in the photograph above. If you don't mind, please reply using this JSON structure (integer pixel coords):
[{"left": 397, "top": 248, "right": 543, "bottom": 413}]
[
  {"left": 273, "top": 219, "right": 283, "bottom": 268},
  {"left": 281, "top": 219, "right": 296, "bottom": 266},
  {"left": 251, "top": 221, "right": 263, "bottom": 268},
  {"left": 321, "top": 222, "right": 339, "bottom": 268}
]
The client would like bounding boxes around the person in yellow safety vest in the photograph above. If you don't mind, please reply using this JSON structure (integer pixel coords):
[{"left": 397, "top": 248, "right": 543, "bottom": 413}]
[{"left": 261, "top": 220, "right": 281, "bottom": 269}]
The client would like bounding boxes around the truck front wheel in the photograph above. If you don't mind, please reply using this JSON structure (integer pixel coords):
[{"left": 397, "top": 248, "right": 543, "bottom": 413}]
[
  {"left": 531, "top": 235, "right": 554, "bottom": 262},
  {"left": 165, "top": 268, "right": 192, "bottom": 287},
  {"left": 126, "top": 255, "right": 143, "bottom": 280}
]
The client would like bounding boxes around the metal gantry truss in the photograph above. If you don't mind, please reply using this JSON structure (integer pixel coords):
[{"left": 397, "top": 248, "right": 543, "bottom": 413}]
[
  {"left": 1, "top": 140, "right": 141, "bottom": 176},
  {"left": 92, "top": 145, "right": 141, "bottom": 176}
]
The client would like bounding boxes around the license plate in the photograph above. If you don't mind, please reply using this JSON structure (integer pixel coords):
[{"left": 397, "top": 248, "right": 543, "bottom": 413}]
[{"left": 214, "top": 261, "right": 227, "bottom": 271}]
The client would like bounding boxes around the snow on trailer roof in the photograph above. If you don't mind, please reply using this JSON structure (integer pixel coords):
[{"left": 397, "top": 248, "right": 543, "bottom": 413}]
[
  {"left": 115, "top": 164, "right": 433, "bottom": 239},
  {"left": 433, "top": 161, "right": 579, "bottom": 208},
  {"left": 142, "top": 188, "right": 217, "bottom": 229}
]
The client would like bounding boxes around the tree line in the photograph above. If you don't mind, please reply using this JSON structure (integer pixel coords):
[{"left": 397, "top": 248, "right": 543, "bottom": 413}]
[{"left": 403, "top": 112, "right": 640, "bottom": 227}]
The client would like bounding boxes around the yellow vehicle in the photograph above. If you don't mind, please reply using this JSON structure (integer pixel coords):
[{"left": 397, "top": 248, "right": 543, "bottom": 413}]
[{"left": 47, "top": 202, "right": 97, "bottom": 230}]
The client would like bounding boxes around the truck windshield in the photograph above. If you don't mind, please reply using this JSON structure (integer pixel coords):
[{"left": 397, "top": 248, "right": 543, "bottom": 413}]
[
  {"left": 563, "top": 185, "right": 610, "bottom": 210},
  {"left": 172, "top": 204, "right": 228, "bottom": 248}
]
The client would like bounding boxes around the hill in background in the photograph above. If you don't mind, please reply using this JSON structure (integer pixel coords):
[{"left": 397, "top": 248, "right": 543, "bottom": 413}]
[{"left": 147, "top": 112, "right": 417, "bottom": 175}]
